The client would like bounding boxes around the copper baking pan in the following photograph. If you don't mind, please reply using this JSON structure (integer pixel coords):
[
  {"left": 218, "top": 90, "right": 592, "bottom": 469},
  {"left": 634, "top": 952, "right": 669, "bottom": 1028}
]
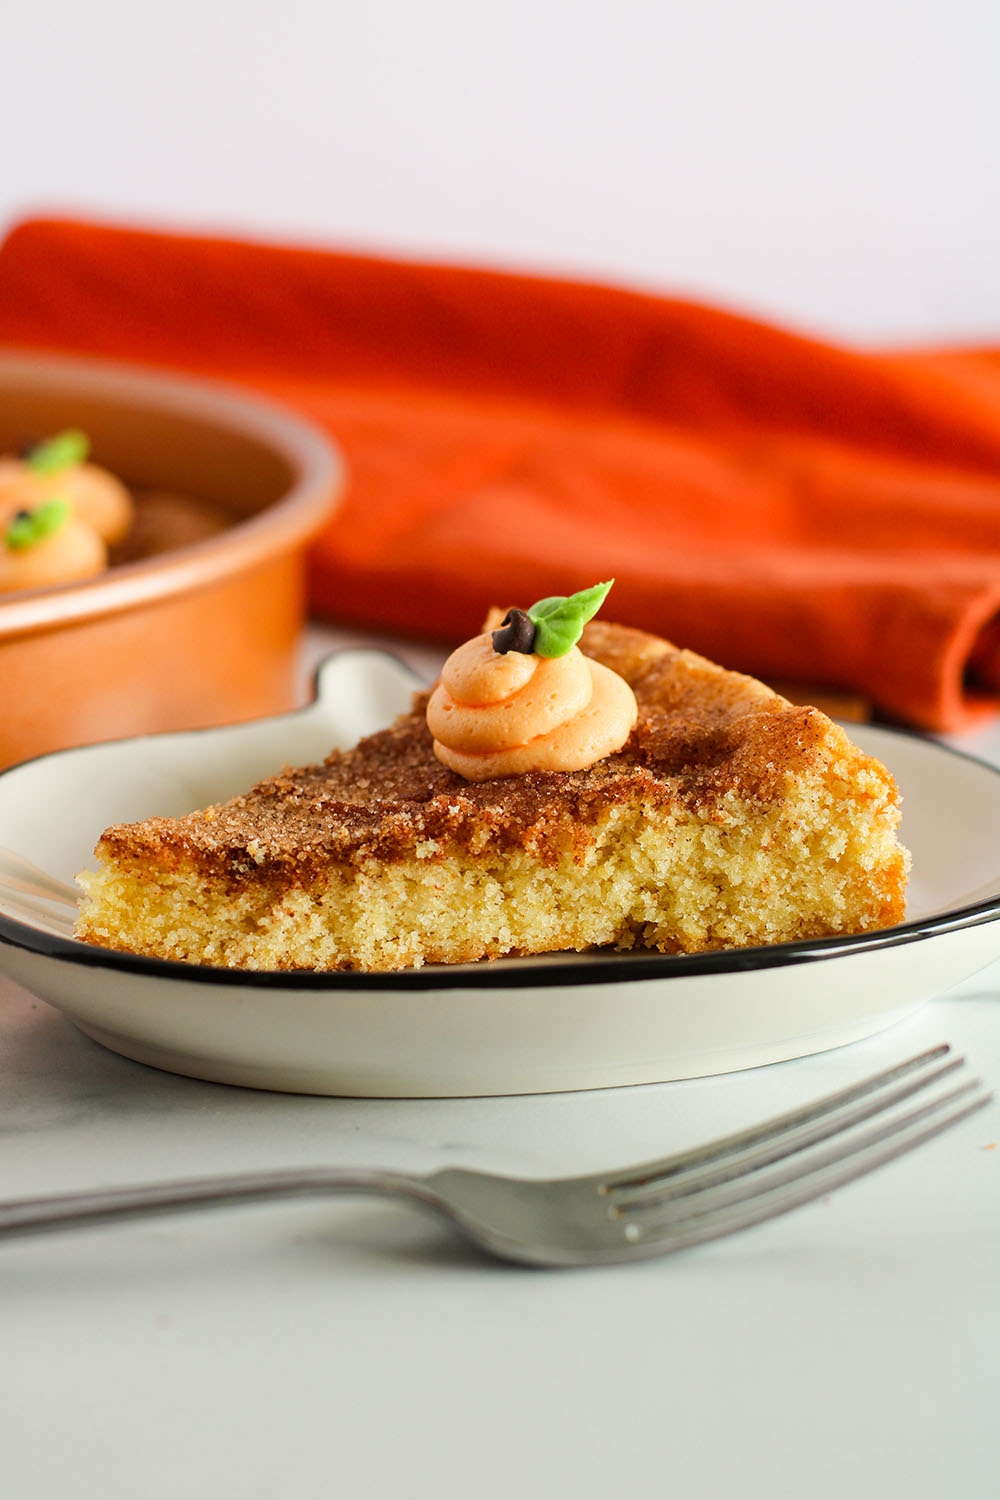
[{"left": 0, "top": 350, "right": 342, "bottom": 769}]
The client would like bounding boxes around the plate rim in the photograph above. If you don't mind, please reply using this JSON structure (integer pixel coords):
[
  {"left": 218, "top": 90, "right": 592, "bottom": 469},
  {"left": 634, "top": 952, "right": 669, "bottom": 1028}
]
[{"left": 1, "top": 650, "right": 999, "bottom": 993}]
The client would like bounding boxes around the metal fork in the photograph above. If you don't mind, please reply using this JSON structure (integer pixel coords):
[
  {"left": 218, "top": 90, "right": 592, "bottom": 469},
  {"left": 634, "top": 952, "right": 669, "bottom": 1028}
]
[{"left": 0, "top": 1045, "right": 990, "bottom": 1267}]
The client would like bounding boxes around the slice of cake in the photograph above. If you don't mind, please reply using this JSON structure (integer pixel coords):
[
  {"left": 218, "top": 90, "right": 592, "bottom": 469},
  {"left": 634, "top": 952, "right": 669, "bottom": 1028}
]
[{"left": 75, "top": 597, "right": 910, "bottom": 972}]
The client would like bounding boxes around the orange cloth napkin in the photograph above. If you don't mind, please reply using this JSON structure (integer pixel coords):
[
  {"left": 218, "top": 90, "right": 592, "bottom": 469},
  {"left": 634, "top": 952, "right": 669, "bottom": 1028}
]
[{"left": 1, "top": 216, "right": 999, "bottom": 731}]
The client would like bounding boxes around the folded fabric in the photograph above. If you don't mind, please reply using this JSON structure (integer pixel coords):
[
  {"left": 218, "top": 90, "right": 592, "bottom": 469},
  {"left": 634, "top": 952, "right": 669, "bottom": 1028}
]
[{"left": 1, "top": 216, "right": 998, "bottom": 730}]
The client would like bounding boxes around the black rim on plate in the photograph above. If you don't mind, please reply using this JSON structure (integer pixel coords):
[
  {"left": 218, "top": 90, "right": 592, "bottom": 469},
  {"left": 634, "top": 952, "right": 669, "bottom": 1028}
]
[{"left": 1, "top": 652, "right": 999, "bottom": 991}]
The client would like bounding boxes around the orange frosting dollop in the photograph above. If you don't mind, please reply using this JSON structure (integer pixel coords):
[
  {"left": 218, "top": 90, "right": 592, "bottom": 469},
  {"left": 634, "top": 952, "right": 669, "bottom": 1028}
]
[
  {"left": 0, "top": 461, "right": 133, "bottom": 545},
  {"left": 428, "top": 632, "right": 638, "bottom": 780},
  {"left": 0, "top": 517, "right": 107, "bottom": 592}
]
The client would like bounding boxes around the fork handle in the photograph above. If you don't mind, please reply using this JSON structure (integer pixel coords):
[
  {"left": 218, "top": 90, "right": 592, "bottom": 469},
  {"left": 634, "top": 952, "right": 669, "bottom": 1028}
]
[{"left": 0, "top": 1167, "right": 439, "bottom": 1240}]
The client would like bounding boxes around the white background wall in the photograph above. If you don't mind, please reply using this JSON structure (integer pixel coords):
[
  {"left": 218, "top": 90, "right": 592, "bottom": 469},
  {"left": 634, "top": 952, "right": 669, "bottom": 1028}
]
[{"left": 3, "top": 0, "right": 998, "bottom": 343}]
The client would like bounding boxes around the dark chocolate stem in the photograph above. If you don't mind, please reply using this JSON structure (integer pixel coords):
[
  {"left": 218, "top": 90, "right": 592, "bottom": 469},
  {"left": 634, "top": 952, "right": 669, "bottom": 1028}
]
[{"left": 492, "top": 608, "right": 536, "bottom": 655}]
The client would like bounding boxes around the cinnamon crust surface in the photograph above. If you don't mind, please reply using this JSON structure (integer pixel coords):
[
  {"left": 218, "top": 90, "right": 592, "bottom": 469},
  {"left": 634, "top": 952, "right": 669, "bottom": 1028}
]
[{"left": 95, "top": 624, "right": 854, "bottom": 880}]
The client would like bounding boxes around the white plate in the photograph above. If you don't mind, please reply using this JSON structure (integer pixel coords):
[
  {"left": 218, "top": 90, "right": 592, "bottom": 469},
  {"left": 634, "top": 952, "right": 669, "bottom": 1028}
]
[{"left": 1, "top": 651, "right": 999, "bottom": 1096}]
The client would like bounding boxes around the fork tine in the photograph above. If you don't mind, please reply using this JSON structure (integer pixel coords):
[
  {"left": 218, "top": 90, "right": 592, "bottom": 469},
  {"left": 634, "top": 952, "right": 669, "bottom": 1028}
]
[
  {"left": 613, "top": 1076, "right": 992, "bottom": 1242},
  {"left": 617, "top": 1086, "right": 995, "bottom": 1260},
  {"left": 611, "top": 1054, "right": 967, "bottom": 1206},
  {"left": 603, "top": 1044, "right": 953, "bottom": 1192}
]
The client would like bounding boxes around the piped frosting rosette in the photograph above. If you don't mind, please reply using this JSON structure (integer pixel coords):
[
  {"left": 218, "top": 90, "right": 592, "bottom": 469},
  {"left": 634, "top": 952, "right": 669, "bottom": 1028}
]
[
  {"left": 428, "top": 583, "right": 638, "bottom": 781},
  {"left": 0, "top": 430, "right": 132, "bottom": 545},
  {"left": 0, "top": 430, "right": 131, "bottom": 593}
]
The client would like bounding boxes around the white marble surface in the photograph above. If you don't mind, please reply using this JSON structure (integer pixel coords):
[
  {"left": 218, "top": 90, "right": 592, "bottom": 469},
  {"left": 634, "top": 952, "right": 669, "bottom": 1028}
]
[{"left": 1, "top": 624, "right": 998, "bottom": 1500}]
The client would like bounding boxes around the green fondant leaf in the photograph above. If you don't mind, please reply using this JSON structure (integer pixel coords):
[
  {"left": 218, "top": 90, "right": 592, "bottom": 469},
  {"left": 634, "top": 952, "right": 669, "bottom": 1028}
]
[
  {"left": 5, "top": 498, "right": 71, "bottom": 551},
  {"left": 25, "top": 429, "right": 90, "bottom": 475},
  {"left": 527, "top": 580, "right": 614, "bottom": 657}
]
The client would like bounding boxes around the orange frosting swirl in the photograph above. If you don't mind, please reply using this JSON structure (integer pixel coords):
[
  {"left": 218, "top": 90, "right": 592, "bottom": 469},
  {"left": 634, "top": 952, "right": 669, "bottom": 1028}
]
[
  {"left": 0, "top": 462, "right": 132, "bottom": 545},
  {"left": 0, "top": 518, "right": 106, "bottom": 593},
  {"left": 428, "top": 632, "right": 638, "bottom": 781}
]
